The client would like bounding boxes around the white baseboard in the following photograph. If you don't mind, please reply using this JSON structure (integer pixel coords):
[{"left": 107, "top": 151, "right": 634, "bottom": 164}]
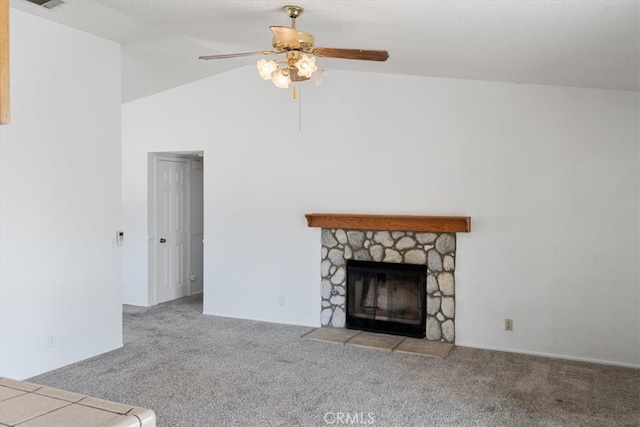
[{"left": 455, "top": 342, "right": 640, "bottom": 369}]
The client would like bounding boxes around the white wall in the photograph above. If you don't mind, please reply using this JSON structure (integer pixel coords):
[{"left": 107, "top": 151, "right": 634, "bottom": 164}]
[
  {"left": 122, "top": 65, "right": 639, "bottom": 367},
  {"left": 0, "top": 9, "right": 122, "bottom": 379}
]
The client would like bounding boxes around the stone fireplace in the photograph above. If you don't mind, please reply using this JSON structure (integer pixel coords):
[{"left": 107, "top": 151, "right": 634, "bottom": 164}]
[{"left": 306, "top": 213, "right": 471, "bottom": 343}]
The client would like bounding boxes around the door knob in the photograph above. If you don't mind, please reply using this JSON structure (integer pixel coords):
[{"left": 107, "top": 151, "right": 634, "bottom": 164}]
[{"left": 160, "top": 238, "right": 166, "bottom": 243}]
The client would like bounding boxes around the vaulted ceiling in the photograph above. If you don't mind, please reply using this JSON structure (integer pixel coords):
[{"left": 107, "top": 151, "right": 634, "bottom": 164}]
[{"left": 12, "top": 0, "right": 639, "bottom": 102}]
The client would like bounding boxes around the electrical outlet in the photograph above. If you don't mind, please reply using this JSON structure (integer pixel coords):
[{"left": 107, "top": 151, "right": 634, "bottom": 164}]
[
  {"left": 505, "top": 319, "right": 513, "bottom": 331},
  {"left": 278, "top": 296, "right": 285, "bottom": 307},
  {"left": 47, "top": 334, "right": 56, "bottom": 348}
]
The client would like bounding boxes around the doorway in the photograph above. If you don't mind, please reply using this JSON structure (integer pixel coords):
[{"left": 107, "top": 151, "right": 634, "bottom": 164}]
[{"left": 148, "top": 152, "right": 204, "bottom": 305}]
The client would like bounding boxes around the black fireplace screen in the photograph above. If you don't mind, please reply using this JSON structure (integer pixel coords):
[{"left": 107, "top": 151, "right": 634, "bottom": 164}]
[{"left": 346, "top": 260, "right": 427, "bottom": 338}]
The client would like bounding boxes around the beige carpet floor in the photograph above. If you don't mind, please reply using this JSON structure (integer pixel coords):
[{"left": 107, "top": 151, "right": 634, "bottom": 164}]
[{"left": 30, "top": 294, "right": 639, "bottom": 426}]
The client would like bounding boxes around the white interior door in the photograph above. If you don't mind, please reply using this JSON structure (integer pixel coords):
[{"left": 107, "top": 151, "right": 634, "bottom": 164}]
[{"left": 155, "top": 158, "right": 189, "bottom": 304}]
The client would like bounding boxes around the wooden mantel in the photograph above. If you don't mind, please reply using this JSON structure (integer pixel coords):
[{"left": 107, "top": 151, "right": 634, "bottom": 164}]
[{"left": 305, "top": 213, "right": 471, "bottom": 233}]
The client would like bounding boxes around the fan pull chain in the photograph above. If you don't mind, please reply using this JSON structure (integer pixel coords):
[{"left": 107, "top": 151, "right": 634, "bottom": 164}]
[
  {"left": 298, "top": 82, "right": 302, "bottom": 132},
  {"left": 292, "top": 85, "right": 296, "bottom": 100}
]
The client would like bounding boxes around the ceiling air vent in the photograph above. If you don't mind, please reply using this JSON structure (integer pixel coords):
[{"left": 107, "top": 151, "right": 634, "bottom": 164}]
[{"left": 25, "top": 0, "right": 65, "bottom": 10}]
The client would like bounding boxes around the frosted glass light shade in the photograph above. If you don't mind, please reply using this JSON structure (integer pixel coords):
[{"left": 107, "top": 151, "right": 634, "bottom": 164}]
[
  {"left": 294, "top": 54, "right": 317, "bottom": 78},
  {"left": 257, "top": 59, "right": 278, "bottom": 80},
  {"left": 271, "top": 69, "right": 291, "bottom": 89}
]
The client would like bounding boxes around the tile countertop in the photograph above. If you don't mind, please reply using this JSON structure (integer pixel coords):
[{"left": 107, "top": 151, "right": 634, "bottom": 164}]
[{"left": 0, "top": 377, "right": 155, "bottom": 427}]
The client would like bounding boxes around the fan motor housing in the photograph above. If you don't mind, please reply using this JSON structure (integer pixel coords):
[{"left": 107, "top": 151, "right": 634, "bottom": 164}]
[{"left": 272, "top": 31, "right": 314, "bottom": 52}]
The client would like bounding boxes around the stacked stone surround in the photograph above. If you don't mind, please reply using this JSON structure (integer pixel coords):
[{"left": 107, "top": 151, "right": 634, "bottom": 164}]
[{"left": 319, "top": 228, "right": 457, "bottom": 342}]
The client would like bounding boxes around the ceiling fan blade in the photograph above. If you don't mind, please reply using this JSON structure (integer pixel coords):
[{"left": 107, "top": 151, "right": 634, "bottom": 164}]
[
  {"left": 312, "top": 47, "right": 389, "bottom": 62},
  {"left": 270, "top": 26, "right": 300, "bottom": 48},
  {"left": 199, "top": 50, "right": 279, "bottom": 60}
]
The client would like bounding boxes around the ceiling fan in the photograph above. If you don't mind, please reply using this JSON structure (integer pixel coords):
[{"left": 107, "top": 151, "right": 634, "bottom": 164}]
[{"left": 198, "top": 5, "right": 389, "bottom": 89}]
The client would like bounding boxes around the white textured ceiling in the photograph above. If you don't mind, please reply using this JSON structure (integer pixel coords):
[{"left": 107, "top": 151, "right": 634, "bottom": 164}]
[{"left": 11, "top": 0, "right": 640, "bottom": 102}]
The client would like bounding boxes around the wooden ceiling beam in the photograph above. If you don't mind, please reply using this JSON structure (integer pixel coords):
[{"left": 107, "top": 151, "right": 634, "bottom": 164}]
[{"left": 0, "top": 0, "right": 9, "bottom": 125}]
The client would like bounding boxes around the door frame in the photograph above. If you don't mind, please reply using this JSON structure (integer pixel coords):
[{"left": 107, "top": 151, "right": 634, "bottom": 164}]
[{"left": 148, "top": 153, "right": 193, "bottom": 306}]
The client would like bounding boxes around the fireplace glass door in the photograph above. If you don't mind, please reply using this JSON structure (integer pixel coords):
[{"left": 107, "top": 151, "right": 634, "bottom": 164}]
[{"left": 346, "top": 260, "right": 427, "bottom": 338}]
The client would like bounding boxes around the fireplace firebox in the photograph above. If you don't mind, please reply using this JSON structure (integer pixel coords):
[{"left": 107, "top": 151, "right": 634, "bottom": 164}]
[{"left": 346, "top": 260, "right": 427, "bottom": 338}]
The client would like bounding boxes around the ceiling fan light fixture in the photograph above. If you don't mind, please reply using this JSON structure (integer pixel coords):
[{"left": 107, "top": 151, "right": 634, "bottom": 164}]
[
  {"left": 257, "top": 59, "right": 279, "bottom": 80},
  {"left": 314, "top": 68, "right": 328, "bottom": 86},
  {"left": 294, "top": 54, "right": 317, "bottom": 78},
  {"left": 271, "top": 68, "right": 291, "bottom": 89},
  {"left": 200, "top": 5, "right": 388, "bottom": 94}
]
